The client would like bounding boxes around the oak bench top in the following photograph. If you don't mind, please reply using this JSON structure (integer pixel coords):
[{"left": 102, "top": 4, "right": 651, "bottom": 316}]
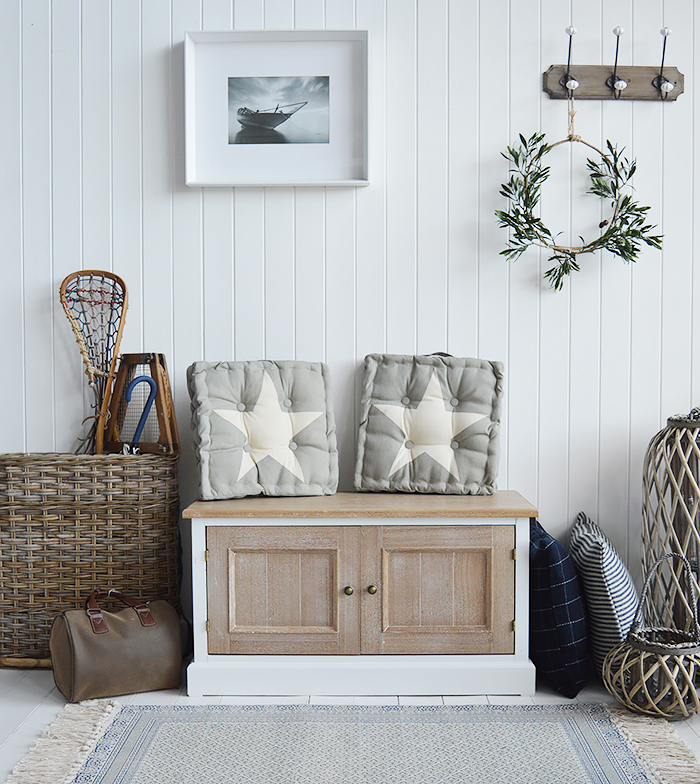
[{"left": 183, "top": 490, "right": 537, "bottom": 519}]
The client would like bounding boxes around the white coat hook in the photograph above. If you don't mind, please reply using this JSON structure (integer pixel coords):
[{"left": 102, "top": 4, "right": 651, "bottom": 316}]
[
  {"left": 606, "top": 27, "right": 628, "bottom": 99},
  {"left": 653, "top": 28, "right": 674, "bottom": 99},
  {"left": 561, "top": 27, "right": 579, "bottom": 93}
]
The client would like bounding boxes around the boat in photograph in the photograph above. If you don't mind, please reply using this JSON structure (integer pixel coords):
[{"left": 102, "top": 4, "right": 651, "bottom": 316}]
[{"left": 236, "top": 102, "right": 307, "bottom": 130}]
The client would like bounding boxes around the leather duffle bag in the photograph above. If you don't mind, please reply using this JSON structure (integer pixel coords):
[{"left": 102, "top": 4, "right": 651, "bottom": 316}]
[{"left": 49, "top": 589, "right": 182, "bottom": 703}]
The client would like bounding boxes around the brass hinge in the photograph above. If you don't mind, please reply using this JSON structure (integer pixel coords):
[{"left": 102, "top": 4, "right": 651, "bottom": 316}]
[
  {"left": 512, "top": 548, "right": 517, "bottom": 560},
  {"left": 205, "top": 549, "right": 209, "bottom": 562},
  {"left": 512, "top": 619, "right": 516, "bottom": 632},
  {"left": 206, "top": 620, "right": 210, "bottom": 632}
]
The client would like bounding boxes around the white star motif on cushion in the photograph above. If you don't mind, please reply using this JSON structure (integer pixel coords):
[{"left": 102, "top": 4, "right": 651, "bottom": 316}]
[
  {"left": 374, "top": 369, "right": 488, "bottom": 480},
  {"left": 214, "top": 371, "right": 323, "bottom": 482}
]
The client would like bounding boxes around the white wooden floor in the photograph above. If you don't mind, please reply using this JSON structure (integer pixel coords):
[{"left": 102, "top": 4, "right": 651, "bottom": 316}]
[{"left": 3, "top": 668, "right": 700, "bottom": 780}]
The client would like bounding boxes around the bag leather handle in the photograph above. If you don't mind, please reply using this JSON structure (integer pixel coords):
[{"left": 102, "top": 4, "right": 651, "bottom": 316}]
[{"left": 85, "top": 589, "right": 157, "bottom": 634}]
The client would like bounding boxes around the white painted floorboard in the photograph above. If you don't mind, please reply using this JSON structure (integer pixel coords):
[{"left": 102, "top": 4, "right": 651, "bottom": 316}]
[{"left": 2, "top": 669, "right": 700, "bottom": 780}]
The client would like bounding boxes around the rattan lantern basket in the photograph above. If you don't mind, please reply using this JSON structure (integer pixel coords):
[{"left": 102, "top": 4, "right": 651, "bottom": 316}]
[
  {"left": 603, "top": 553, "right": 700, "bottom": 719},
  {"left": 642, "top": 408, "right": 700, "bottom": 628},
  {"left": 0, "top": 452, "right": 181, "bottom": 667}
]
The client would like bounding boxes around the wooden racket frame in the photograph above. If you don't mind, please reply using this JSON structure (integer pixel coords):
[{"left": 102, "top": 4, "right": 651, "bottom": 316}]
[
  {"left": 103, "top": 353, "right": 180, "bottom": 456},
  {"left": 59, "top": 270, "right": 128, "bottom": 454}
]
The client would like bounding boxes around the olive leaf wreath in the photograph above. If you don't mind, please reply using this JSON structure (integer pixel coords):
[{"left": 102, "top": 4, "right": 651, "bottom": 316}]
[{"left": 495, "top": 132, "right": 662, "bottom": 291}]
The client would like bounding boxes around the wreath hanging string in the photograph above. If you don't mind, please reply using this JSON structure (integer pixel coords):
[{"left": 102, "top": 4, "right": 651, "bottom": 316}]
[{"left": 495, "top": 97, "right": 662, "bottom": 290}]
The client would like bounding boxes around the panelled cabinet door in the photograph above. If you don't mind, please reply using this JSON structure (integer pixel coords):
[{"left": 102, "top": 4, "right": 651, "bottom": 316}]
[
  {"left": 206, "top": 526, "right": 361, "bottom": 655},
  {"left": 360, "top": 526, "right": 515, "bottom": 655}
]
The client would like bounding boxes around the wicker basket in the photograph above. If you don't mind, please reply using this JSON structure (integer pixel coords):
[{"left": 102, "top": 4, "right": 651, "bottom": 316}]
[
  {"left": 603, "top": 553, "right": 700, "bottom": 719},
  {"left": 0, "top": 453, "right": 181, "bottom": 667}
]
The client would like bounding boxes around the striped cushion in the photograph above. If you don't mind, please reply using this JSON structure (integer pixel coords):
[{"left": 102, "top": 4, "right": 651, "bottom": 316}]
[
  {"left": 529, "top": 519, "right": 589, "bottom": 697},
  {"left": 569, "top": 512, "right": 638, "bottom": 675}
]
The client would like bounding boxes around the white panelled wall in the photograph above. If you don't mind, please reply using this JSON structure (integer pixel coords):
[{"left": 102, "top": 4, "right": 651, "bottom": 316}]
[{"left": 1, "top": 0, "right": 697, "bottom": 585}]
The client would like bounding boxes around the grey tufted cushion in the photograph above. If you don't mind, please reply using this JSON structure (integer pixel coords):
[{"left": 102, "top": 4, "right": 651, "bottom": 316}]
[
  {"left": 354, "top": 354, "right": 503, "bottom": 494},
  {"left": 188, "top": 360, "right": 338, "bottom": 500}
]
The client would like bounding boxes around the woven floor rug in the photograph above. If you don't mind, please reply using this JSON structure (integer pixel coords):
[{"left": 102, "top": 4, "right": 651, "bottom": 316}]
[{"left": 6, "top": 701, "right": 700, "bottom": 784}]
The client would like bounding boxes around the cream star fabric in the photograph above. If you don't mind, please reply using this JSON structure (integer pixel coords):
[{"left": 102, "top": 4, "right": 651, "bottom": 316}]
[
  {"left": 374, "top": 369, "right": 487, "bottom": 480},
  {"left": 214, "top": 371, "right": 323, "bottom": 482}
]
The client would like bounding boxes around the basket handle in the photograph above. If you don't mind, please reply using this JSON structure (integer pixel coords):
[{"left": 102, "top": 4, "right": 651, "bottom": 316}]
[{"left": 629, "top": 552, "right": 700, "bottom": 639}]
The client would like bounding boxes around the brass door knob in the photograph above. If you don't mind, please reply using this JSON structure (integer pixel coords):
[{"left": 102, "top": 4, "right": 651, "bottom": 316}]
[
  {"left": 367, "top": 584, "right": 378, "bottom": 595},
  {"left": 343, "top": 586, "right": 354, "bottom": 595}
]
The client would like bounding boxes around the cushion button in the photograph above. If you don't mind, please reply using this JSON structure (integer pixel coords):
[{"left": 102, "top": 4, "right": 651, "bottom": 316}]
[
  {"left": 450, "top": 398, "right": 460, "bottom": 407},
  {"left": 405, "top": 440, "right": 414, "bottom": 450},
  {"left": 289, "top": 441, "right": 298, "bottom": 451},
  {"left": 283, "top": 398, "right": 293, "bottom": 408},
  {"left": 243, "top": 444, "right": 252, "bottom": 453},
  {"left": 237, "top": 403, "right": 246, "bottom": 412},
  {"left": 401, "top": 396, "right": 410, "bottom": 406},
  {"left": 450, "top": 440, "right": 459, "bottom": 450}
]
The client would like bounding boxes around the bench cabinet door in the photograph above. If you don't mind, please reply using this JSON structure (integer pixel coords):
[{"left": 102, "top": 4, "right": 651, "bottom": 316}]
[
  {"left": 360, "top": 526, "right": 515, "bottom": 655},
  {"left": 206, "top": 526, "right": 361, "bottom": 655}
]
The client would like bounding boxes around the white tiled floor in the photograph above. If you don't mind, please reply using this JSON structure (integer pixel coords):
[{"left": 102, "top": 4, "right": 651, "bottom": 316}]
[{"left": 2, "top": 668, "right": 700, "bottom": 780}]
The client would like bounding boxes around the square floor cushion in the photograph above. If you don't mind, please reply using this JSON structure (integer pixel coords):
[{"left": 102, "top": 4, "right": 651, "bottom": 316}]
[
  {"left": 187, "top": 360, "right": 338, "bottom": 500},
  {"left": 354, "top": 354, "right": 503, "bottom": 494},
  {"left": 529, "top": 519, "right": 589, "bottom": 698},
  {"left": 568, "top": 512, "right": 639, "bottom": 675}
]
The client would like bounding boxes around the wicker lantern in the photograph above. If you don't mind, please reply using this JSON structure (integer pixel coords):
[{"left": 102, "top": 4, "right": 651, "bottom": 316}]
[
  {"left": 603, "top": 553, "right": 700, "bottom": 720},
  {"left": 642, "top": 408, "right": 700, "bottom": 628}
]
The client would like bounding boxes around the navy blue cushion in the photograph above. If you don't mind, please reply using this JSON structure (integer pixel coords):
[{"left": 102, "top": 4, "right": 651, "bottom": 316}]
[{"left": 530, "top": 519, "right": 589, "bottom": 698}]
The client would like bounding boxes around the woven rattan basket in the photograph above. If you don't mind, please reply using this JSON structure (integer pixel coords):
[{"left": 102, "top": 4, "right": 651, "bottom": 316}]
[
  {"left": 603, "top": 553, "right": 700, "bottom": 719},
  {"left": 0, "top": 452, "right": 180, "bottom": 667}
]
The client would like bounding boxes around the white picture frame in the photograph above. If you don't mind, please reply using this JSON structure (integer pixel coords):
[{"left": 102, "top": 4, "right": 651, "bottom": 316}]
[{"left": 184, "top": 30, "right": 368, "bottom": 187}]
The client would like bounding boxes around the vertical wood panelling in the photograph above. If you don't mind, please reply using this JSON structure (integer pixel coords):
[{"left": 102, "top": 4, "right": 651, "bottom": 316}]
[
  {"left": 294, "top": 190, "right": 326, "bottom": 361},
  {"left": 597, "top": 0, "right": 634, "bottom": 560},
  {"left": 446, "top": 0, "right": 478, "bottom": 360},
  {"left": 264, "top": 190, "right": 296, "bottom": 359},
  {"left": 355, "top": 0, "right": 387, "bottom": 453},
  {"left": 564, "top": 0, "right": 602, "bottom": 535},
  {"left": 692, "top": 5, "right": 700, "bottom": 414},
  {"left": 21, "top": 2, "right": 54, "bottom": 451},
  {"left": 111, "top": 0, "right": 144, "bottom": 350},
  {"left": 202, "top": 0, "right": 234, "bottom": 363},
  {"left": 259, "top": 0, "right": 294, "bottom": 369},
  {"left": 627, "top": 0, "right": 665, "bottom": 582},
  {"left": 324, "top": 0, "right": 359, "bottom": 489},
  {"left": 385, "top": 0, "right": 417, "bottom": 354},
  {"left": 142, "top": 0, "right": 176, "bottom": 357},
  {"left": 504, "top": 0, "right": 541, "bottom": 505},
  {"left": 536, "top": 0, "right": 574, "bottom": 535},
  {"left": 171, "top": 0, "right": 205, "bottom": 512},
  {"left": 325, "top": 188, "right": 357, "bottom": 489},
  {"left": 293, "top": 0, "right": 326, "bottom": 364},
  {"left": 233, "top": 0, "right": 263, "bottom": 28},
  {"left": 230, "top": 0, "right": 264, "bottom": 368},
  {"left": 4, "top": 0, "right": 699, "bottom": 579},
  {"left": 0, "top": 1, "right": 24, "bottom": 451},
  {"left": 80, "top": 0, "right": 112, "bottom": 269},
  {"left": 660, "top": 0, "right": 694, "bottom": 419},
  {"left": 295, "top": 0, "right": 325, "bottom": 29},
  {"left": 415, "top": 0, "right": 448, "bottom": 354},
  {"left": 51, "top": 0, "right": 85, "bottom": 450},
  {"left": 233, "top": 191, "right": 265, "bottom": 360},
  {"left": 475, "top": 0, "right": 509, "bottom": 366}
]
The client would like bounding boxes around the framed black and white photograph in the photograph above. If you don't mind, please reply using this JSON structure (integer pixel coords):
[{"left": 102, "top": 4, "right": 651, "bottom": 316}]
[{"left": 184, "top": 31, "right": 368, "bottom": 187}]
